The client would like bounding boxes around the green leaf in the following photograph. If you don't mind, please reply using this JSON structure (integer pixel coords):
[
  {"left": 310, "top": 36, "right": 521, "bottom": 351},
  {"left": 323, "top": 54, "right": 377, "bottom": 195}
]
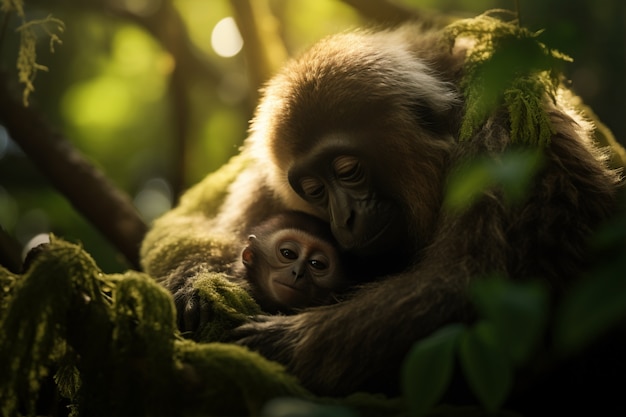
[
  {"left": 470, "top": 278, "right": 549, "bottom": 364},
  {"left": 554, "top": 266, "right": 626, "bottom": 355},
  {"left": 444, "top": 150, "right": 543, "bottom": 211},
  {"left": 401, "top": 324, "right": 465, "bottom": 417},
  {"left": 444, "top": 160, "right": 494, "bottom": 210},
  {"left": 459, "top": 321, "right": 512, "bottom": 411},
  {"left": 491, "top": 150, "right": 544, "bottom": 203},
  {"left": 263, "top": 397, "right": 358, "bottom": 417}
]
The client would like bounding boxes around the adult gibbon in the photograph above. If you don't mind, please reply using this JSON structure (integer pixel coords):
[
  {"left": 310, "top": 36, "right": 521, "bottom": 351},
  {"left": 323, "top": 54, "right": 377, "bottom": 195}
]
[{"left": 141, "top": 19, "right": 623, "bottom": 399}]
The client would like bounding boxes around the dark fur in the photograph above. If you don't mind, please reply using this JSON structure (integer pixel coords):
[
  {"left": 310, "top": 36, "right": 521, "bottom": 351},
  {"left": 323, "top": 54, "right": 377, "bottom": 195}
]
[{"left": 142, "top": 24, "right": 623, "bottom": 400}]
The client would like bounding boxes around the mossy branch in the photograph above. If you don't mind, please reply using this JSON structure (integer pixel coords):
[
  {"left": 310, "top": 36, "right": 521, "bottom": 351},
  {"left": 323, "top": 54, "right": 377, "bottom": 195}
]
[
  {"left": 443, "top": 11, "right": 572, "bottom": 146},
  {"left": 0, "top": 72, "right": 148, "bottom": 269}
]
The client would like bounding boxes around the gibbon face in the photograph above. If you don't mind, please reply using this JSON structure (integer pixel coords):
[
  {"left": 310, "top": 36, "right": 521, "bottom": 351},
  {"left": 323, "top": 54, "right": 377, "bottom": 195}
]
[
  {"left": 241, "top": 212, "right": 349, "bottom": 311},
  {"left": 287, "top": 134, "right": 407, "bottom": 256}
]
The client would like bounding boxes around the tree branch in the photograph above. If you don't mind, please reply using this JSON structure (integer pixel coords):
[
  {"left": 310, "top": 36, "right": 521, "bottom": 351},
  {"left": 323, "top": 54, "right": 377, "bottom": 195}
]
[
  {"left": 65, "top": 0, "right": 226, "bottom": 198},
  {"left": 339, "top": 0, "right": 454, "bottom": 27},
  {"left": 229, "top": 0, "right": 288, "bottom": 97},
  {"left": 106, "top": 0, "right": 217, "bottom": 198},
  {"left": 0, "top": 73, "right": 147, "bottom": 269}
]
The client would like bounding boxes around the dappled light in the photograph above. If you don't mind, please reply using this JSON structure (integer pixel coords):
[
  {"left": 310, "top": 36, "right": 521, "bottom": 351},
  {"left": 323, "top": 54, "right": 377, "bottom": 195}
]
[
  {"left": 111, "top": 26, "right": 174, "bottom": 80},
  {"left": 133, "top": 177, "right": 173, "bottom": 223},
  {"left": 62, "top": 77, "right": 135, "bottom": 131},
  {"left": 211, "top": 17, "right": 243, "bottom": 58},
  {"left": 176, "top": 0, "right": 232, "bottom": 57},
  {"left": 60, "top": 25, "right": 172, "bottom": 149},
  {"left": 22, "top": 233, "right": 51, "bottom": 259}
]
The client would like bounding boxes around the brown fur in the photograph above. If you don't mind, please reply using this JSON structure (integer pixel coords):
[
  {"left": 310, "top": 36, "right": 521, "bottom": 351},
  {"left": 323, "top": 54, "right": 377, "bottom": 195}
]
[{"left": 142, "top": 24, "right": 623, "bottom": 398}]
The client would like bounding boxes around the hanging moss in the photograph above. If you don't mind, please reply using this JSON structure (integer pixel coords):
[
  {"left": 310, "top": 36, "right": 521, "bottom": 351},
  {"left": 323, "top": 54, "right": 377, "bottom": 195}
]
[{"left": 443, "top": 11, "right": 572, "bottom": 146}]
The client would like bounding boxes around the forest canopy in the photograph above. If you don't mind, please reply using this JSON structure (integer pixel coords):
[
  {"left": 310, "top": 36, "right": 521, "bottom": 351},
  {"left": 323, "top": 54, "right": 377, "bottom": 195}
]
[{"left": 0, "top": 0, "right": 624, "bottom": 272}]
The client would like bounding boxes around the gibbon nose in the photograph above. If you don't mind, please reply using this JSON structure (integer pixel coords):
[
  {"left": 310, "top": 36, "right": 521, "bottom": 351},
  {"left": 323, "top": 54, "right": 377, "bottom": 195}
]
[
  {"left": 292, "top": 263, "right": 306, "bottom": 281},
  {"left": 329, "top": 192, "right": 356, "bottom": 230}
]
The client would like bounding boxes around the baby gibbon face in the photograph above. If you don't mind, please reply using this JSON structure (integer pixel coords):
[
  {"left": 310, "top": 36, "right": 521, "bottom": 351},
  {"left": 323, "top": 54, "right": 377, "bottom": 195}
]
[{"left": 242, "top": 228, "right": 346, "bottom": 310}]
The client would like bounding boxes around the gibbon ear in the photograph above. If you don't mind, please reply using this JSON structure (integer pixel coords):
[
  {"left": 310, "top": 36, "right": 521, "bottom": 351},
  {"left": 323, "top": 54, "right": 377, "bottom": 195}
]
[{"left": 242, "top": 246, "right": 254, "bottom": 266}]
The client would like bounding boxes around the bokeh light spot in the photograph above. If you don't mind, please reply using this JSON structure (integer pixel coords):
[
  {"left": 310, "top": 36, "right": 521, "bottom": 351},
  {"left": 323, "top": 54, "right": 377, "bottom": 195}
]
[
  {"left": 211, "top": 17, "right": 243, "bottom": 58},
  {"left": 134, "top": 178, "right": 173, "bottom": 223},
  {"left": 62, "top": 76, "right": 134, "bottom": 129},
  {"left": 22, "top": 233, "right": 51, "bottom": 260}
]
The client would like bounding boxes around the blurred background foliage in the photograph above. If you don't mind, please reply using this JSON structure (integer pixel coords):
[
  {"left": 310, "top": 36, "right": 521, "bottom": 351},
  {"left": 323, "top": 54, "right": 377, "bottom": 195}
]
[{"left": 0, "top": 0, "right": 624, "bottom": 272}]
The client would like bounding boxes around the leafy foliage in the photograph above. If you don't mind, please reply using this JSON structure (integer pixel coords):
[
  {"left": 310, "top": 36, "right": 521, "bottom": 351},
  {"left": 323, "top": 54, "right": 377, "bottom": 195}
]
[
  {"left": 554, "top": 214, "right": 626, "bottom": 355},
  {"left": 443, "top": 11, "right": 572, "bottom": 147},
  {"left": 444, "top": 149, "right": 544, "bottom": 210},
  {"left": 402, "top": 233, "right": 626, "bottom": 416},
  {"left": 402, "top": 324, "right": 464, "bottom": 416},
  {"left": 458, "top": 321, "right": 512, "bottom": 411},
  {"left": 414, "top": 36, "right": 626, "bottom": 408},
  {"left": 470, "top": 278, "right": 548, "bottom": 364},
  {"left": 402, "top": 278, "right": 548, "bottom": 415}
]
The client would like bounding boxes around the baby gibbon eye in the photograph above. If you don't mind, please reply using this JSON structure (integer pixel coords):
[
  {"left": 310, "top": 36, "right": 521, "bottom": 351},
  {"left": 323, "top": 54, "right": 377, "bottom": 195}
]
[
  {"left": 333, "top": 155, "right": 363, "bottom": 183},
  {"left": 308, "top": 259, "right": 328, "bottom": 270},
  {"left": 280, "top": 248, "right": 298, "bottom": 260},
  {"left": 300, "top": 177, "right": 325, "bottom": 198}
]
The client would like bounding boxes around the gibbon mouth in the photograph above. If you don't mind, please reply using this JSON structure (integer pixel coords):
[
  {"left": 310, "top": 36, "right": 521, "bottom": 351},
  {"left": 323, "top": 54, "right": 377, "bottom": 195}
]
[
  {"left": 272, "top": 280, "right": 309, "bottom": 306},
  {"left": 334, "top": 220, "right": 388, "bottom": 250},
  {"left": 362, "top": 221, "right": 392, "bottom": 246},
  {"left": 273, "top": 281, "right": 305, "bottom": 292},
  {"left": 345, "top": 220, "right": 396, "bottom": 254}
]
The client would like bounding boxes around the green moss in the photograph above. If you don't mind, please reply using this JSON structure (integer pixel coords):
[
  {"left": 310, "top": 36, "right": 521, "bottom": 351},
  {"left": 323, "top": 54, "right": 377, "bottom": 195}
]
[
  {"left": 443, "top": 11, "right": 572, "bottom": 146},
  {"left": 0, "top": 236, "right": 403, "bottom": 415},
  {"left": 191, "top": 271, "right": 262, "bottom": 342}
]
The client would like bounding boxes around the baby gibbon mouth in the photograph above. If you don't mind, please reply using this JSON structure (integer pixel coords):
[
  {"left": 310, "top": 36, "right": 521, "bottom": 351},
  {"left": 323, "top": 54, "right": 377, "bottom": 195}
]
[
  {"left": 272, "top": 280, "right": 309, "bottom": 306},
  {"left": 274, "top": 281, "right": 302, "bottom": 291}
]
